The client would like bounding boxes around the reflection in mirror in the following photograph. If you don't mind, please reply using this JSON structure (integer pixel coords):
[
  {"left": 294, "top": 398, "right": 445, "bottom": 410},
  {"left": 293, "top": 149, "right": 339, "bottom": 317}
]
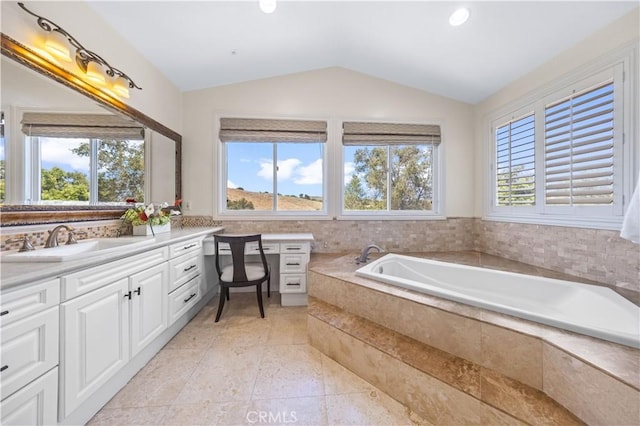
[{"left": 0, "top": 34, "right": 181, "bottom": 226}]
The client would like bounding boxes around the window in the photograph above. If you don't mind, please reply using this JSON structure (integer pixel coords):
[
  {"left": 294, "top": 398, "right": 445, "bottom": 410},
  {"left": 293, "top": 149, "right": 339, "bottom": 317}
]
[
  {"left": 342, "top": 121, "right": 440, "bottom": 215},
  {"left": 488, "top": 60, "right": 629, "bottom": 228},
  {"left": 220, "top": 118, "right": 326, "bottom": 214},
  {"left": 495, "top": 113, "right": 535, "bottom": 207},
  {"left": 22, "top": 112, "right": 145, "bottom": 205}
]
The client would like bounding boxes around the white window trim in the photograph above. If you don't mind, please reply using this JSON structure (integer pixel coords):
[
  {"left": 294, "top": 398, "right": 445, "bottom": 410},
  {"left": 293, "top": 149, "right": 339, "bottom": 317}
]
[
  {"left": 337, "top": 118, "right": 446, "bottom": 221},
  {"left": 215, "top": 113, "right": 331, "bottom": 221},
  {"left": 484, "top": 44, "right": 637, "bottom": 231}
]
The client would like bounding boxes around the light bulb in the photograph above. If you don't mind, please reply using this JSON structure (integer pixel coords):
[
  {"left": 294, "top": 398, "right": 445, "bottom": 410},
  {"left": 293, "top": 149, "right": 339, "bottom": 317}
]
[
  {"left": 44, "top": 31, "right": 72, "bottom": 62},
  {"left": 85, "top": 61, "right": 106, "bottom": 86},
  {"left": 449, "top": 8, "right": 470, "bottom": 27},
  {"left": 259, "top": 0, "right": 276, "bottom": 14},
  {"left": 112, "top": 76, "right": 131, "bottom": 98}
]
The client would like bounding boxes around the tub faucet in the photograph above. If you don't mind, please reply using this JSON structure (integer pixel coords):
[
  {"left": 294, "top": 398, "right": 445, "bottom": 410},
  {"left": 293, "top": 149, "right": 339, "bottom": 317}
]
[
  {"left": 356, "top": 244, "right": 385, "bottom": 264},
  {"left": 44, "top": 225, "right": 72, "bottom": 248}
]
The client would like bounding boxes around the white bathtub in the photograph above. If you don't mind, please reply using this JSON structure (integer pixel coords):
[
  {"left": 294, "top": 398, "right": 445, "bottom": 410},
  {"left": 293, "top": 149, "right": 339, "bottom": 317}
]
[{"left": 355, "top": 254, "right": 640, "bottom": 349}]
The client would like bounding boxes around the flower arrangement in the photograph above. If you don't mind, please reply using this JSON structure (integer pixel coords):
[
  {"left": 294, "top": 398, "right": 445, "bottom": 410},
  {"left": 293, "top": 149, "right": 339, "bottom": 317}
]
[{"left": 121, "top": 201, "right": 181, "bottom": 235}]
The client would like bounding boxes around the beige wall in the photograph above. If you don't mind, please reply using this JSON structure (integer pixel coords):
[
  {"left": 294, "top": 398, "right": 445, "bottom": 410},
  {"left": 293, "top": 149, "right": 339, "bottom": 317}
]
[
  {"left": 1, "top": 1, "right": 182, "bottom": 133},
  {"left": 182, "top": 67, "right": 475, "bottom": 217}
]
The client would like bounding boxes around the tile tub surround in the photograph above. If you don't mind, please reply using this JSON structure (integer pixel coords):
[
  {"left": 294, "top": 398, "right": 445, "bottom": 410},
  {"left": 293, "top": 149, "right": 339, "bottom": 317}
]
[
  {"left": 474, "top": 219, "right": 640, "bottom": 298},
  {"left": 308, "top": 253, "right": 640, "bottom": 425}
]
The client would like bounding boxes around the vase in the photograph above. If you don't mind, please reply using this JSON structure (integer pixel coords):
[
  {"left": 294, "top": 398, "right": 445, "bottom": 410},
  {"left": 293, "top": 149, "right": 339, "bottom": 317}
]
[{"left": 133, "top": 223, "right": 171, "bottom": 236}]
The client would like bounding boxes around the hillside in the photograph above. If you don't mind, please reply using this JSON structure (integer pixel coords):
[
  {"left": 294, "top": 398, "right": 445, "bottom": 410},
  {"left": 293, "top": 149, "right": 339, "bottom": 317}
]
[{"left": 227, "top": 188, "right": 322, "bottom": 211}]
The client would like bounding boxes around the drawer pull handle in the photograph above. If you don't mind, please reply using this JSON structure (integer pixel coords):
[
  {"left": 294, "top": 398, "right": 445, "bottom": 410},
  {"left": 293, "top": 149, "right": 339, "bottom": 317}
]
[
  {"left": 287, "top": 247, "right": 301, "bottom": 250},
  {"left": 0, "top": 310, "right": 8, "bottom": 316},
  {"left": 124, "top": 291, "right": 132, "bottom": 300},
  {"left": 134, "top": 287, "right": 141, "bottom": 296},
  {"left": 1, "top": 365, "right": 8, "bottom": 372},
  {"left": 183, "top": 265, "right": 197, "bottom": 272},
  {"left": 183, "top": 293, "right": 197, "bottom": 303},
  {"left": 183, "top": 243, "right": 196, "bottom": 250},
  {"left": 286, "top": 283, "right": 300, "bottom": 286},
  {"left": 286, "top": 263, "right": 300, "bottom": 266}
]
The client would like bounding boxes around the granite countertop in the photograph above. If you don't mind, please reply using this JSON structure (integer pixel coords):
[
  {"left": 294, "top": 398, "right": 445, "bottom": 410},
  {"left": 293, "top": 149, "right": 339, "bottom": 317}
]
[{"left": 0, "top": 227, "right": 223, "bottom": 291}]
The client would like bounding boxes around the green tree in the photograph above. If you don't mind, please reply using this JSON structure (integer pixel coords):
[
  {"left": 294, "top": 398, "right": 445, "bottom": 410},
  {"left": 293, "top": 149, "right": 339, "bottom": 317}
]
[
  {"left": 496, "top": 164, "right": 535, "bottom": 206},
  {"left": 0, "top": 159, "right": 5, "bottom": 203},
  {"left": 72, "top": 139, "right": 144, "bottom": 202},
  {"left": 227, "top": 197, "right": 255, "bottom": 210},
  {"left": 41, "top": 166, "right": 89, "bottom": 201},
  {"left": 347, "top": 145, "right": 432, "bottom": 211}
]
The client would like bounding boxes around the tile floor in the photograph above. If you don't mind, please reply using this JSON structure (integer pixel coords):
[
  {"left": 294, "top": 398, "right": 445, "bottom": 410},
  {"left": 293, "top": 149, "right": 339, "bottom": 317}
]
[{"left": 89, "top": 293, "right": 429, "bottom": 426}]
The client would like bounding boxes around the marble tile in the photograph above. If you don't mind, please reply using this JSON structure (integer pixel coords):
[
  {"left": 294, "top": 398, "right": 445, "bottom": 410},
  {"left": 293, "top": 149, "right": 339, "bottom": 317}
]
[
  {"left": 481, "top": 323, "right": 543, "bottom": 389},
  {"left": 480, "top": 368, "right": 584, "bottom": 425},
  {"left": 246, "top": 396, "right": 328, "bottom": 426},
  {"left": 543, "top": 343, "right": 640, "bottom": 425},
  {"left": 325, "top": 391, "right": 428, "bottom": 426},
  {"left": 164, "top": 321, "right": 220, "bottom": 350},
  {"left": 321, "top": 354, "right": 377, "bottom": 395},
  {"left": 162, "top": 401, "right": 250, "bottom": 426},
  {"left": 88, "top": 405, "right": 169, "bottom": 425}
]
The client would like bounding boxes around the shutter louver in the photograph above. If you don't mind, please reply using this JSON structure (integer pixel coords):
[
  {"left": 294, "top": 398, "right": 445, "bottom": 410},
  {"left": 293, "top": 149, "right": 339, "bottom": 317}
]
[
  {"left": 219, "top": 118, "right": 327, "bottom": 143},
  {"left": 495, "top": 114, "right": 535, "bottom": 206},
  {"left": 544, "top": 82, "right": 614, "bottom": 206}
]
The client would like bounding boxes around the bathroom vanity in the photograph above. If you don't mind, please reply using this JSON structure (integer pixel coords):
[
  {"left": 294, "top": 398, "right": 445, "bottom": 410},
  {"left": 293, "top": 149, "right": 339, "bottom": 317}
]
[{"left": 0, "top": 227, "right": 221, "bottom": 425}]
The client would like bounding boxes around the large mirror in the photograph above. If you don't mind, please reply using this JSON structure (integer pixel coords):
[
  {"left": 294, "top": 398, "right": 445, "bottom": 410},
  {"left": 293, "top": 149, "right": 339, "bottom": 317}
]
[{"left": 0, "top": 33, "right": 181, "bottom": 226}]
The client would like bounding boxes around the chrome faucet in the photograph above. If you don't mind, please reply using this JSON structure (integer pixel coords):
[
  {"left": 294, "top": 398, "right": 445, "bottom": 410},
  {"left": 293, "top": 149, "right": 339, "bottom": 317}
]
[
  {"left": 44, "top": 225, "right": 72, "bottom": 248},
  {"left": 356, "top": 244, "right": 385, "bottom": 264}
]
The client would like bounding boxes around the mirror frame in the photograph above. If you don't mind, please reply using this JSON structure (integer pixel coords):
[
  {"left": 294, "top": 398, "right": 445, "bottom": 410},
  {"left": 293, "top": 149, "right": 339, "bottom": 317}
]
[{"left": 1, "top": 33, "right": 182, "bottom": 226}]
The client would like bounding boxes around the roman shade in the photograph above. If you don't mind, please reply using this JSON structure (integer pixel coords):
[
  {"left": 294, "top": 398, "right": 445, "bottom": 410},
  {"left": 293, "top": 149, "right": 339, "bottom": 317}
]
[
  {"left": 21, "top": 112, "right": 145, "bottom": 139},
  {"left": 342, "top": 122, "right": 441, "bottom": 145},
  {"left": 219, "top": 118, "right": 327, "bottom": 143},
  {"left": 544, "top": 81, "right": 614, "bottom": 205}
]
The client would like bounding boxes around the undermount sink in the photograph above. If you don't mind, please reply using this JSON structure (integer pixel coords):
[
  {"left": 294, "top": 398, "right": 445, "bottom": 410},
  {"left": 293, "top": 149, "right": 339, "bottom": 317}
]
[{"left": 0, "top": 237, "right": 156, "bottom": 263}]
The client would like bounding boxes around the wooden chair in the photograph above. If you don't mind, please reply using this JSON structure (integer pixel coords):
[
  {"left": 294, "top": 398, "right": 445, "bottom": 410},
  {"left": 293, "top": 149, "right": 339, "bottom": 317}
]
[{"left": 213, "top": 234, "right": 270, "bottom": 322}]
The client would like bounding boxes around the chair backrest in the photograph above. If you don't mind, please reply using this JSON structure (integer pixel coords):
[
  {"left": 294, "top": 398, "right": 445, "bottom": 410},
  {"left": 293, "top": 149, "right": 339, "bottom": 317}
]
[{"left": 213, "top": 234, "right": 269, "bottom": 282}]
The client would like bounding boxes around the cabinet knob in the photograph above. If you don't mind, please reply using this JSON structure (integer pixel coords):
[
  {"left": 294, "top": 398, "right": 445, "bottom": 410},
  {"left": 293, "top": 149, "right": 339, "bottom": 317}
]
[
  {"left": 124, "top": 291, "right": 132, "bottom": 300},
  {"left": 134, "top": 287, "right": 141, "bottom": 296}
]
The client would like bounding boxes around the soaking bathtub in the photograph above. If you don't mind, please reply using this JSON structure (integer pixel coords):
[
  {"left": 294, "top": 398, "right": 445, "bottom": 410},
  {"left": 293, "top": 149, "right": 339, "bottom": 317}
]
[{"left": 355, "top": 254, "right": 640, "bottom": 349}]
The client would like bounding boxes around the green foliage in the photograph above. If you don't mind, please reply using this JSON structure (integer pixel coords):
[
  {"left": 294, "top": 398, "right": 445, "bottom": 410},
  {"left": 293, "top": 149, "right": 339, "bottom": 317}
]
[
  {"left": 496, "top": 165, "right": 535, "bottom": 206},
  {"left": 345, "top": 146, "right": 433, "bottom": 211},
  {"left": 73, "top": 139, "right": 144, "bottom": 202},
  {"left": 0, "top": 159, "right": 5, "bottom": 203},
  {"left": 227, "top": 197, "right": 255, "bottom": 210},
  {"left": 41, "top": 166, "right": 89, "bottom": 201}
]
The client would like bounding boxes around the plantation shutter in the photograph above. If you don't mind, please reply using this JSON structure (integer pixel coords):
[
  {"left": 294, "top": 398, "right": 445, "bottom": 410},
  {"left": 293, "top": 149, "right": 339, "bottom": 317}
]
[
  {"left": 342, "top": 122, "right": 441, "bottom": 145},
  {"left": 21, "top": 112, "right": 144, "bottom": 139},
  {"left": 544, "top": 81, "right": 615, "bottom": 205},
  {"left": 496, "top": 114, "right": 535, "bottom": 206},
  {"left": 219, "top": 118, "right": 327, "bottom": 143}
]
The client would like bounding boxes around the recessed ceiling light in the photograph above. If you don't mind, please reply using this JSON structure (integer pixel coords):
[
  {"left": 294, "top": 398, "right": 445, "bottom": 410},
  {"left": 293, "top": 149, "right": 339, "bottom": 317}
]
[
  {"left": 449, "top": 8, "right": 470, "bottom": 27},
  {"left": 259, "top": 0, "right": 277, "bottom": 14}
]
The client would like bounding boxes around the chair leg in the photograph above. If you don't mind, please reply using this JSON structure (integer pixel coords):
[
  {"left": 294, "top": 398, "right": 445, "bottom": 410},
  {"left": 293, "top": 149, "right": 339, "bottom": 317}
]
[
  {"left": 226, "top": 287, "right": 230, "bottom": 300},
  {"left": 215, "top": 286, "right": 226, "bottom": 322},
  {"left": 256, "top": 283, "right": 265, "bottom": 318},
  {"left": 267, "top": 276, "right": 271, "bottom": 298}
]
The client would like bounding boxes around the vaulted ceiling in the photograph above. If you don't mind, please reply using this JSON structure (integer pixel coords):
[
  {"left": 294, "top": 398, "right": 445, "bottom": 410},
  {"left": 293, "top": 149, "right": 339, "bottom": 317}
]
[{"left": 88, "top": 1, "right": 638, "bottom": 104}]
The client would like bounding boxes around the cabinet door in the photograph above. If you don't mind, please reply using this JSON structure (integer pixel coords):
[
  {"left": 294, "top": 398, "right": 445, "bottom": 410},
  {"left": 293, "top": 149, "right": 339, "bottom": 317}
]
[
  {"left": 1, "top": 367, "right": 58, "bottom": 426},
  {"left": 60, "top": 278, "right": 130, "bottom": 418},
  {"left": 130, "top": 262, "right": 169, "bottom": 357}
]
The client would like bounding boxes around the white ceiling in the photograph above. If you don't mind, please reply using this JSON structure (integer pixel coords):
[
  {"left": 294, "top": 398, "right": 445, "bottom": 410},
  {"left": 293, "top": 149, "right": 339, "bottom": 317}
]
[{"left": 87, "top": 1, "right": 639, "bottom": 104}]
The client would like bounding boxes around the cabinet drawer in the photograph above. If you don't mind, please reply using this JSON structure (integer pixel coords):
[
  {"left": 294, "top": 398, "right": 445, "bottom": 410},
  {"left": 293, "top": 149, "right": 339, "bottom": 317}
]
[
  {"left": 168, "top": 253, "right": 201, "bottom": 293},
  {"left": 281, "top": 242, "right": 310, "bottom": 254},
  {"left": 280, "top": 254, "right": 307, "bottom": 273},
  {"left": 1, "top": 366, "right": 58, "bottom": 426},
  {"left": 1, "top": 307, "right": 59, "bottom": 400},
  {"left": 279, "top": 274, "right": 307, "bottom": 294},
  {"left": 169, "top": 237, "right": 202, "bottom": 258},
  {"left": 61, "top": 247, "right": 169, "bottom": 301},
  {"left": 0, "top": 279, "right": 60, "bottom": 327},
  {"left": 168, "top": 276, "right": 201, "bottom": 326},
  {"left": 217, "top": 242, "right": 279, "bottom": 255}
]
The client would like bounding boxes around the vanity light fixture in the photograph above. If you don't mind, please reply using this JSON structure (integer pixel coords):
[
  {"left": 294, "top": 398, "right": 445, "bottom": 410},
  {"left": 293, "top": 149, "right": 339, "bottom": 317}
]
[
  {"left": 449, "top": 7, "right": 470, "bottom": 27},
  {"left": 17, "top": 2, "right": 141, "bottom": 98},
  {"left": 259, "top": 0, "right": 277, "bottom": 14}
]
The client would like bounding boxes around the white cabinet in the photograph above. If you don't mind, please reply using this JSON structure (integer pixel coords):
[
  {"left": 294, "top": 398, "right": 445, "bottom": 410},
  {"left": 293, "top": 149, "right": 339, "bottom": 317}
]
[
  {"left": 167, "top": 237, "right": 204, "bottom": 326},
  {"left": 60, "top": 248, "right": 170, "bottom": 418},
  {"left": 1, "top": 278, "right": 60, "bottom": 423},
  {"left": 1, "top": 367, "right": 58, "bottom": 426},
  {"left": 279, "top": 242, "right": 310, "bottom": 306}
]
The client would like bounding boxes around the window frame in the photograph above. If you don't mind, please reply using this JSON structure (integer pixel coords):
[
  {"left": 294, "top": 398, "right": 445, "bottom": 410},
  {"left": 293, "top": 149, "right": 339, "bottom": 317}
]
[{"left": 485, "top": 48, "right": 635, "bottom": 230}]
